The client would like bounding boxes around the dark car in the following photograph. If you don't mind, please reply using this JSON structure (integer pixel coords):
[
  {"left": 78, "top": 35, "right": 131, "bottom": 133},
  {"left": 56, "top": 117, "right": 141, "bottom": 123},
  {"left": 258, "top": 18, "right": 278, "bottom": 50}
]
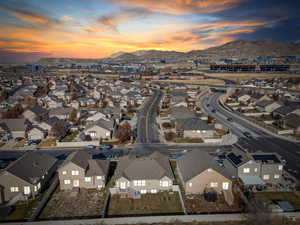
[
  {"left": 227, "top": 117, "right": 233, "bottom": 122},
  {"left": 243, "top": 132, "right": 252, "bottom": 138},
  {"left": 99, "top": 144, "right": 113, "bottom": 150},
  {"left": 212, "top": 109, "right": 216, "bottom": 113}
]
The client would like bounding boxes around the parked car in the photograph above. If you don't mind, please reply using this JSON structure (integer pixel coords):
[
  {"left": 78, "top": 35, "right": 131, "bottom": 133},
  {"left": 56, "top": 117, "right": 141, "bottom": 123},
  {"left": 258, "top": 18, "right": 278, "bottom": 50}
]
[
  {"left": 99, "top": 144, "right": 113, "bottom": 150},
  {"left": 227, "top": 117, "right": 233, "bottom": 122},
  {"left": 243, "top": 132, "right": 252, "bottom": 138},
  {"left": 212, "top": 109, "right": 216, "bottom": 113}
]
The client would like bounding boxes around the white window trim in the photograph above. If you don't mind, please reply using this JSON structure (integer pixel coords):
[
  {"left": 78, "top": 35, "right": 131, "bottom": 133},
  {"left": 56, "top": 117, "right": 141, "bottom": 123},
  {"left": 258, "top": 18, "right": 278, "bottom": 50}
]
[
  {"left": 64, "top": 179, "right": 71, "bottom": 184},
  {"left": 210, "top": 182, "right": 218, "bottom": 188},
  {"left": 10, "top": 187, "right": 19, "bottom": 192},
  {"left": 243, "top": 168, "right": 250, "bottom": 173},
  {"left": 62, "top": 171, "right": 67, "bottom": 175},
  {"left": 71, "top": 170, "right": 79, "bottom": 176},
  {"left": 85, "top": 177, "right": 92, "bottom": 182}
]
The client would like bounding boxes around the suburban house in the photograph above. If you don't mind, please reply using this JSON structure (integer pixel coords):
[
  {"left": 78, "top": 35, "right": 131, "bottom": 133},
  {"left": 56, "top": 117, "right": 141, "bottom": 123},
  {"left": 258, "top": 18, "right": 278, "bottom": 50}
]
[
  {"left": 84, "top": 118, "right": 115, "bottom": 140},
  {"left": 223, "top": 149, "right": 264, "bottom": 186},
  {"left": 283, "top": 113, "right": 300, "bottom": 133},
  {"left": 58, "top": 151, "right": 109, "bottom": 190},
  {"left": 22, "top": 106, "right": 48, "bottom": 123},
  {"left": 175, "top": 118, "right": 215, "bottom": 139},
  {"left": 38, "top": 117, "right": 70, "bottom": 138},
  {"left": 0, "top": 118, "right": 29, "bottom": 139},
  {"left": 0, "top": 152, "right": 57, "bottom": 203},
  {"left": 237, "top": 94, "right": 251, "bottom": 103},
  {"left": 49, "top": 107, "right": 75, "bottom": 120},
  {"left": 256, "top": 101, "right": 282, "bottom": 113},
  {"left": 273, "top": 106, "right": 295, "bottom": 118},
  {"left": 113, "top": 152, "right": 174, "bottom": 194},
  {"left": 251, "top": 93, "right": 271, "bottom": 104},
  {"left": 27, "top": 126, "right": 46, "bottom": 140},
  {"left": 224, "top": 150, "right": 284, "bottom": 185},
  {"left": 177, "top": 151, "right": 233, "bottom": 196}
]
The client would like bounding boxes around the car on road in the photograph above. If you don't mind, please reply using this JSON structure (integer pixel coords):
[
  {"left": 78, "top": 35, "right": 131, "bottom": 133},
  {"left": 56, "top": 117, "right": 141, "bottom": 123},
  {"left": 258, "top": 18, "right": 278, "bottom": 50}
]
[
  {"left": 99, "top": 144, "right": 113, "bottom": 150},
  {"left": 206, "top": 104, "right": 210, "bottom": 107},
  {"left": 85, "top": 145, "right": 95, "bottom": 149},
  {"left": 243, "top": 132, "right": 252, "bottom": 138},
  {"left": 227, "top": 117, "right": 233, "bottom": 122},
  {"left": 212, "top": 109, "right": 216, "bottom": 113}
]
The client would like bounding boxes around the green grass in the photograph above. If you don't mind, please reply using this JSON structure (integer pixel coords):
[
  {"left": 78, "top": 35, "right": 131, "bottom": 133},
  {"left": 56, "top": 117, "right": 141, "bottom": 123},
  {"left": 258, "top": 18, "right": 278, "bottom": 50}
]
[
  {"left": 256, "top": 191, "right": 300, "bottom": 209},
  {"left": 60, "top": 131, "right": 79, "bottom": 142},
  {"left": 108, "top": 192, "right": 183, "bottom": 216}
]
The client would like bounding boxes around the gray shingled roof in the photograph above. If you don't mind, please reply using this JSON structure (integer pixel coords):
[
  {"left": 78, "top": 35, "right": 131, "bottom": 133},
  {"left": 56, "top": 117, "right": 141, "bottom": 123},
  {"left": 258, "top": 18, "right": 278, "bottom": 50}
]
[
  {"left": 256, "top": 100, "right": 274, "bottom": 107},
  {"left": 171, "top": 106, "right": 196, "bottom": 120},
  {"left": 274, "top": 106, "right": 294, "bottom": 116},
  {"left": 49, "top": 107, "right": 73, "bottom": 116},
  {"left": 85, "top": 118, "right": 114, "bottom": 130},
  {"left": 2, "top": 152, "right": 57, "bottom": 185},
  {"left": 176, "top": 118, "right": 213, "bottom": 131},
  {"left": 177, "top": 150, "right": 232, "bottom": 182},
  {"left": 30, "top": 106, "right": 48, "bottom": 116},
  {"left": 285, "top": 113, "right": 300, "bottom": 129},
  {"left": 115, "top": 152, "right": 174, "bottom": 180},
  {"left": 86, "top": 159, "right": 109, "bottom": 177},
  {"left": 0, "top": 118, "right": 28, "bottom": 132},
  {"left": 61, "top": 151, "right": 90, "bottom": 170}
]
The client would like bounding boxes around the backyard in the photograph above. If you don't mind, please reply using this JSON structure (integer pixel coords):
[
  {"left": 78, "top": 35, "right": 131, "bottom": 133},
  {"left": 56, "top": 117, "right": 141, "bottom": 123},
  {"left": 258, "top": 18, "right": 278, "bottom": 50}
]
[
  {"left": 39, "top": 188, "right": 106, "bottom": 219},
  {"left": 107, "top": 192, "right": 183, "bottom": 216},
  {"left": 255, "top": 191, "right": 300, "bottom": 210}
]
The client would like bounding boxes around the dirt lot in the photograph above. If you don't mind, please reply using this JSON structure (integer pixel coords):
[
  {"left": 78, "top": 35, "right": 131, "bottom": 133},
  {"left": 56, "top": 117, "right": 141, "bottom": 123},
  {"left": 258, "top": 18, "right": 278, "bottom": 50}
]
[
  {"left": 107, "top": 192, "right": 183, "bottom": 216},
  {"left": 40, "top": 188, "right": 105, "bottom": 219},
  {"left": 184, "top": 192, "right": 245, "bottom": 214},
  {"left": 206, "top": 72, "right": 300, "bottom": 81},
  {"left": 255, "top": 191, "right": 300, "bottom": 210}
]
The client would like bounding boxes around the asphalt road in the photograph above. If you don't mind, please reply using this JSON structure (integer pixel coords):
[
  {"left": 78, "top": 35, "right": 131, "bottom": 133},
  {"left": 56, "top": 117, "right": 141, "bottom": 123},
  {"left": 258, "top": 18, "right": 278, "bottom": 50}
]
[{"left": 201, "top": 92, "right": 300, "bottom": 180}]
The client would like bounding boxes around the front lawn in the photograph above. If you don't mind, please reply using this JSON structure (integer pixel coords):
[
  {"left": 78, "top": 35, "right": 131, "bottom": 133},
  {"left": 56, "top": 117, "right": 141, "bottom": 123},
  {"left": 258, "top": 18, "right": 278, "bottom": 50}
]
[
  {"left": 61, "top": 131, "right": 79, "bottom": 142},
  {"left": 107, "top": 192, "right": 183, "bottom": 216}
]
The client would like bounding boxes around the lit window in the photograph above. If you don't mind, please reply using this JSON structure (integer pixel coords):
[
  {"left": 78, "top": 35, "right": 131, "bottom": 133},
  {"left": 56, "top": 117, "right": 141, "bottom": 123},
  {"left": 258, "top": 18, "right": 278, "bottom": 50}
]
[
  {"left": 10, "top": 187, "right": 19, "bottom": 192},
  {"left": 85, "top": 177, "right": 91, "bottom": 182},
  {"left": 34, "top": 186, "right": 37, "bottom": 192},
  {"left": 140, "top": 189, "right": 147, "bottom": 194},
  {"left": 254, "top": 168, "right": 258, "bottom": 173},
  {"left": 274, "top": 174, "right": 280, "bottom": 179},
  {"left": 71, "top": 170, "right": 79, "bottom": 175},
  {"left": 263, "top": 175, "right": 270, "bottom": 180},
  {"left": 96, "top": 176, "right": 102, "bottom": 180},
  {"left": 189, "top": 182, "right": 192, "bottom": 187},
  {"left": 133, "top": 180, "right": 146, "bottom": 186},
  {"left": 64, "top": 180, "right": 71, "bottom": 184},
  {"left": 243, "top": 168, "right": 250, "bottom": 173},
  {"left": 210, "top": 182, "right": 218, "bottom": 188},
  {"left": 278, "top": 165, "right": 283, "bottom": 170},
  {"left": 62, "top": 171, "right": 67, "bottom": 175},
  {"left": 160, "top": 180, "right": 169, "bottom": 187},
  {"left": 207, "top": 168, "right": 212, "bottom": 172}
]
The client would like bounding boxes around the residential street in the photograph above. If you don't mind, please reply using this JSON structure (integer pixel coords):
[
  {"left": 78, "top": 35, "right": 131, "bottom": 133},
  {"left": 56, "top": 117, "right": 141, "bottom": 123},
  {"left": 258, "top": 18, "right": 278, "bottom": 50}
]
[{"left": 201, "top": 92, "right": 300, "bottom": 181}]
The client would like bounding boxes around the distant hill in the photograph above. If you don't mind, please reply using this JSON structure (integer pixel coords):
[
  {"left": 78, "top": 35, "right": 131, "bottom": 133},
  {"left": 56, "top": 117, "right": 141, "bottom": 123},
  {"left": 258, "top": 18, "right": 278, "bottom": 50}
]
[{"left": 37, "top": 40, "right": 300, "bottom": 64}]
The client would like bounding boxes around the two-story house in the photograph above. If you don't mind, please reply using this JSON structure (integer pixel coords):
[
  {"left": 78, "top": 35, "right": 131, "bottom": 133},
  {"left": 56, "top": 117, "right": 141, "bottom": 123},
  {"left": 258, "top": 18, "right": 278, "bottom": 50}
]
[
  {"left": 114, "top": 152, "right": 174, "bottom": 194},
  {"left": 58, "top": 151, "right": 109, "bottom": 190},
  {"left": 0, "top": 152, "right": 57, "bottom": 203},
  {"left": 224, "top": 149, "right": 284, "bottom": 185}
]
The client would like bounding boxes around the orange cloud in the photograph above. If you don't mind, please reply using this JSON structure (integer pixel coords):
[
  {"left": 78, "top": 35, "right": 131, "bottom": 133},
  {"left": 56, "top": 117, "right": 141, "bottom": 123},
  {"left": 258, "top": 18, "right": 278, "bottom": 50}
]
[{"left": 112, "top": 0, "right": 245, "bottom": 14}]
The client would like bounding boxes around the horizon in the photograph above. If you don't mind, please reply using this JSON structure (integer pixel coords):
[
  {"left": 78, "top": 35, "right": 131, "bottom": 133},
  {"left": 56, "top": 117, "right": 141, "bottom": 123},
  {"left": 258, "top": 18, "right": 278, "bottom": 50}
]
[{"left": 0, "top": 0, "right": 299, "bottom": 63}]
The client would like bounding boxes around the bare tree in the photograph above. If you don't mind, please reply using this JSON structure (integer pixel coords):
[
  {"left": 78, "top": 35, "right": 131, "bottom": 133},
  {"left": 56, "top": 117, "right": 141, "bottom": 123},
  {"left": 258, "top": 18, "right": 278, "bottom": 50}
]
[{"left": 116, "top": 121, "right": 132, "bottom": 143}]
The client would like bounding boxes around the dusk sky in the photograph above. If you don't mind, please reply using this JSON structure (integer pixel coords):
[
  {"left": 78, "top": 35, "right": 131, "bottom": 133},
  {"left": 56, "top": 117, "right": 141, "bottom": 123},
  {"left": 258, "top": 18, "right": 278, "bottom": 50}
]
[{"left": 0, "top": 0, "right": 299, "bottom": 63}]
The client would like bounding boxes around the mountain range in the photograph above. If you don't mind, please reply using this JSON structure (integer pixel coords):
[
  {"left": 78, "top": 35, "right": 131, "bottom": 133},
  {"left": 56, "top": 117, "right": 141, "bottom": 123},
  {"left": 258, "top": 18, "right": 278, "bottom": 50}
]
[{"left": 38, "top": 40, "right": 300, "bottom": 64}]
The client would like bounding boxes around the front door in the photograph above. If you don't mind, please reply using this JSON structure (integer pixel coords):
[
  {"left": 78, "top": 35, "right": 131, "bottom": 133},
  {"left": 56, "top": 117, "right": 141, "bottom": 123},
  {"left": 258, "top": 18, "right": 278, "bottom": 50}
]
[{"left": 73, "top": 180, "right": 79, "bottom": 187}]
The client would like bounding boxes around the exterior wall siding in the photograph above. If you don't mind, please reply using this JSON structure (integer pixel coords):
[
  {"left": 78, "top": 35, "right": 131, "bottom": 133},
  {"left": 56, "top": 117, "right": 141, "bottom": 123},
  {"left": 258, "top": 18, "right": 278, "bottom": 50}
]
[{"left": 182, "top": 169, "right": 232, "bottom": 194}]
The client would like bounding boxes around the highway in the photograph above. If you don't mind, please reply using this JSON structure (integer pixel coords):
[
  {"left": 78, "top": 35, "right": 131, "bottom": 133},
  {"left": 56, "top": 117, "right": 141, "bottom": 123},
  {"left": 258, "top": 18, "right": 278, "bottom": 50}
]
[{"left": 201, "top": 92, "right": 300, "bottom": 180}]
